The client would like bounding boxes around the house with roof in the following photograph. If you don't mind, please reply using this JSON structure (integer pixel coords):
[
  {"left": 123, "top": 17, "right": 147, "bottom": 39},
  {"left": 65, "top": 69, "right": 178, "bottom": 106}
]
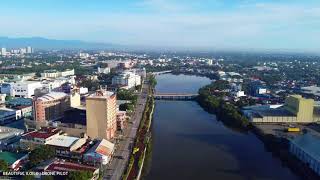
[
  {"left": 20, "top": 127, "right": 61, "bottom": 150},
  {"left": 83, "top": 139, "right": 115, "bottom": 166},
  {"left": 45, "top": 135, "right": 88, "bottom": 159}
]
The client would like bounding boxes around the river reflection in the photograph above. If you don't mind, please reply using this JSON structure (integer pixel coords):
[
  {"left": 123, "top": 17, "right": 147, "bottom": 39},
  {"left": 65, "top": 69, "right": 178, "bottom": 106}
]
[{"left": 145, "top": 74, "right": 300, "bottom": 180}]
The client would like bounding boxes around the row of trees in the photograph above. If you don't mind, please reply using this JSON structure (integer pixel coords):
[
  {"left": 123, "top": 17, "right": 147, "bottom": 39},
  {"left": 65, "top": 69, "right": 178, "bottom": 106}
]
[{"left": 197, "top": 83, "right": 250, "bottom": 128}]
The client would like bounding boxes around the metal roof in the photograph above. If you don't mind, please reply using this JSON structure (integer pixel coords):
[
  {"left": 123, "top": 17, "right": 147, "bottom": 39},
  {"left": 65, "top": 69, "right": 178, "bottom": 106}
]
[{"left": 291, "top": 133, "right": 320, "bottom": 162}]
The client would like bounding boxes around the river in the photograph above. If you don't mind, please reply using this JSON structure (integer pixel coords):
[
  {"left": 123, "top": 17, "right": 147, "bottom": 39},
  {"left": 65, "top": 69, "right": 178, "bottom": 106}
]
[{"left": 145, "top": 74, "right": 300, "bottom": 180}]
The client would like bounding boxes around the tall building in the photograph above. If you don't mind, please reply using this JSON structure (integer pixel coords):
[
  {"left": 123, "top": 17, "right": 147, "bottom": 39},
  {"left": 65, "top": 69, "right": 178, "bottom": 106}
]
[
  {"left": 26, "top": 46, "right": 33, "bottom": 54},
  {"left": 33, "top": 92, "right": 71, "bottom": 122},
  {"left": 1, "top": 48, "right": 6, "bottom": 56},
  {"left": 86, "top": 90, "right": 117, "bottom": 140}
]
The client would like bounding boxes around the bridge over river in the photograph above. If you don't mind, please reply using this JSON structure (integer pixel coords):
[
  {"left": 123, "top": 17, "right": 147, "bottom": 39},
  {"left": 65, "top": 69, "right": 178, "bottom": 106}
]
[{"left": 154, "top": 93, "right": 198, "bottom": 100}]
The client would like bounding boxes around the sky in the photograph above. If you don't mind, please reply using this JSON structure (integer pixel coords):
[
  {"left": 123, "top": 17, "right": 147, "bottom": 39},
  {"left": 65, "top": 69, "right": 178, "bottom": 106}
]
[{"left": 1, "top": 0, "right": 320, "bottom": 51}]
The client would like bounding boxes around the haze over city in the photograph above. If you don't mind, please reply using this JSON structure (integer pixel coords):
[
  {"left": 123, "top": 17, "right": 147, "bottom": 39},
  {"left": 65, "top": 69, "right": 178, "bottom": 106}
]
[{"left": 1, "top": 0, "right": 320, "bottom": 51}]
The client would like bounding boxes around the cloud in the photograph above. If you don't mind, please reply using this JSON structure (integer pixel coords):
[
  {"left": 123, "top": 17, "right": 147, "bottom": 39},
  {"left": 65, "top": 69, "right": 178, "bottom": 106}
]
[{"left": 0, "top": 0, "right": 320, "bottom": 50}]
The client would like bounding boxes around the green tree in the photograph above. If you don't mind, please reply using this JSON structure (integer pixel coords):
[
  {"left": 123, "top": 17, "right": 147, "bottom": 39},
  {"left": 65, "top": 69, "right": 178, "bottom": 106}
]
[
  {"left": 0, "top": 160, "right": 9, "bottom": 171},
  {"left": 149, "top": 75, "right": 157, "bottom": 87},
  {"left": 22, "top": 175, "right": 35, "bottom": 180},
  {"left": 29, "top": 145, "right": 55, "bottom": 167},
  {"left": 66, "top": 171, "right": 93, "bottom": 180}
]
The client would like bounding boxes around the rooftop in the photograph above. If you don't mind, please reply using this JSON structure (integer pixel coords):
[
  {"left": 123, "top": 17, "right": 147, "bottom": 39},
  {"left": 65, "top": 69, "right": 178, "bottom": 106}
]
[
  {"left": 46, "top": 135, "right": 80, "bottom": 148},
  {"left": 291, "top": 133, "right": 320, "bottom": 162},
  {"left": 37, "top": 92, "right": 67, "bottom": 102},
  {"left": 0, "top": 126, "right": 24, "bottom": 140},
  {"left": 22, "top": 127, "right": 60, "bottom": 139},
  {"left": 87, "top": 90, "right": 114, "bottom": 99},
  {"left": 6, "top": 98, "right": 32, "bottom": 107},
  {"left": 87, "top": 139, "right": 114, "bottom": 157},
  {"left": 45, "top": 160, "right": 97, "bottom": 173}
]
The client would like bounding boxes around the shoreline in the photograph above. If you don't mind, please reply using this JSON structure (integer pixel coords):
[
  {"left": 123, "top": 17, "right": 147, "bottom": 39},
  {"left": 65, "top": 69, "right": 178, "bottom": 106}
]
[{"left": 122, "top": 76, "right": 156, "bottom": 180}]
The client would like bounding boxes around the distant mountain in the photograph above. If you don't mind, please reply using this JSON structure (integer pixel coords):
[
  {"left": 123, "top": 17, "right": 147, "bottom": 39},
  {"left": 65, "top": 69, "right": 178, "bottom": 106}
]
[{"left": 0, "top": 37, "right": 120, "bottom": 50}]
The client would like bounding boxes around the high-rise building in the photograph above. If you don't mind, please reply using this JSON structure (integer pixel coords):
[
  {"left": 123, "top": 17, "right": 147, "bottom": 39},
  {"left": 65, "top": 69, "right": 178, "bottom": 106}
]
[
  {"left": 1, "top": 48, "right": 6, "bottom": 56},
  {"left": 26, "top": 46, "right": 33, "bottom": 54},
  {"left": 33, "top": 92, "right": 71, "bottom": 122},
  {"left": 86, "top": 90, "right": 117, "bottom": 140}
]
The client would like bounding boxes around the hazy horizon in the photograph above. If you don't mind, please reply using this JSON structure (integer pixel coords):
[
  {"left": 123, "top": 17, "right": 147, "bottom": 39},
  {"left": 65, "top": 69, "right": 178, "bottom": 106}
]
[{"left": 1, "top": 0, "right": 320, "bottom": 52}]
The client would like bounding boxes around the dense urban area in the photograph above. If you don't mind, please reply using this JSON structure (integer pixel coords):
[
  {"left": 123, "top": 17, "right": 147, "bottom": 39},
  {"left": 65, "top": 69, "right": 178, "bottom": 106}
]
[{"left": 0, "top": 47, "right": 320, "bottom": 180}]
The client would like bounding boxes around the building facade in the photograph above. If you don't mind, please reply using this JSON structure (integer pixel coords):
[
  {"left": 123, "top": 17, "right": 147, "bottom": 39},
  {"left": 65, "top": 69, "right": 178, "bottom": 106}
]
[
  {"left": 11, "top": 81, "right": 43, "bottom": 98},
  {"left": 86, "top": 90, "right": 117, "bottom": 140},
  {"left": 112, "top": 72, "right": 141, "bottom": 89},
  {"left": 33, "top": 92, "right": 70, "bottom": 122}
]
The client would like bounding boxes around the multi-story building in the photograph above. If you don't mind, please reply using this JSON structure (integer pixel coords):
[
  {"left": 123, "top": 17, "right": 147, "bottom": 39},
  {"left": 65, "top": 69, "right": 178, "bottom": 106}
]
[
  {"left": 112, "top": 72, "right": 141, "bottom": 89},
  {"left": 244, "top": 95, "right": 320, "bottom": 123},
  {"left": 0, "top": 107, "right": 22, "bottom": 125},
  {"left": 1, "top": 48, "right": 6, "bottom": 56},
  {"left": 86, "top": 90, "right": 117, "bottom": 140},
  {"left": 11, "top": 81, "right": 43, "bottom": 98},
  {"left": 41, "top": 69, "right": 75, "bottom": 78},
  {"left": 33, "top": 92, "right": 71, "bottom": 122},
  {"left": 26, "top": 46, "right": 33, "bottom": 54}
]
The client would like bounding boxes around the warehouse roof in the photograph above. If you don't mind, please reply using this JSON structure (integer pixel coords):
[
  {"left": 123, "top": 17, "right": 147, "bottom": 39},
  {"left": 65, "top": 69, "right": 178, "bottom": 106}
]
[
  {"left": 46, "top": 135, "right": 79, "bottom": 148},
  {"left": 291, "top": 133, "right": 320, "bottom": 162}
]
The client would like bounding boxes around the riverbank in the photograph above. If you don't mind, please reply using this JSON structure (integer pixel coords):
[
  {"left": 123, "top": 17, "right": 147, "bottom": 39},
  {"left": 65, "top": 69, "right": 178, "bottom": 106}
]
[
  {"left": 196, "top": 83, "right": 250, "bottom": 130},
  {"left": 122, "top": 76, "right": 156, "bottom": 180},
  {"left": 196, "top": 81, "right": 319, "bottom": 179}
]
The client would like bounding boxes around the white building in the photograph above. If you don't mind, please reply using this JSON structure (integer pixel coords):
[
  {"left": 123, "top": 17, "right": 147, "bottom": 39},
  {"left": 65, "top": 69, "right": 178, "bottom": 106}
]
[
  {"left": 234, "top": 91, "right": 246, "bottom": 98},
  {"left": 26, "top": 46, "right": 33, "bottom": 54},
  {"left": 41, "top": 69, "right": 75, "bottom": 78},
  {"left": 97, "top": 67, "right": 111, "bottom": 74},
  {"left": 112, "top": 72, "right": 141, "bottom": 89},
  {"left": 84, "top": 139, "right": 115, "bottom": 165},
  {"left": 11, "top": 81, "right": 43, "bottom": 98},
  {"left": 1, "top": 48, "right": 6, "bottom": 56},
  {"left": 79, "top": 52, "right": 90, "bottom": 59},
  {"left": 79, "top": 87, "right": 88, "bottom": 95},
  {"left": 290, "top": 133, "right": 320, "bottom": 176}
]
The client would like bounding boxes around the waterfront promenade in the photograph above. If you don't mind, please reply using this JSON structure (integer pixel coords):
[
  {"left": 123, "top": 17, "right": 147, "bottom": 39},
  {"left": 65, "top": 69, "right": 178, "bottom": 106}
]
[{"left": 104, "top": 83, "right": 149, "bottom": 180}]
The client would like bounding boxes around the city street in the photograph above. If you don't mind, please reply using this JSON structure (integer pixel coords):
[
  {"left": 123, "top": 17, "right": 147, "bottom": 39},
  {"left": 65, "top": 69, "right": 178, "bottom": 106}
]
[{"left": 104, "top": 83, "right": 149, "bottom": 180}]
